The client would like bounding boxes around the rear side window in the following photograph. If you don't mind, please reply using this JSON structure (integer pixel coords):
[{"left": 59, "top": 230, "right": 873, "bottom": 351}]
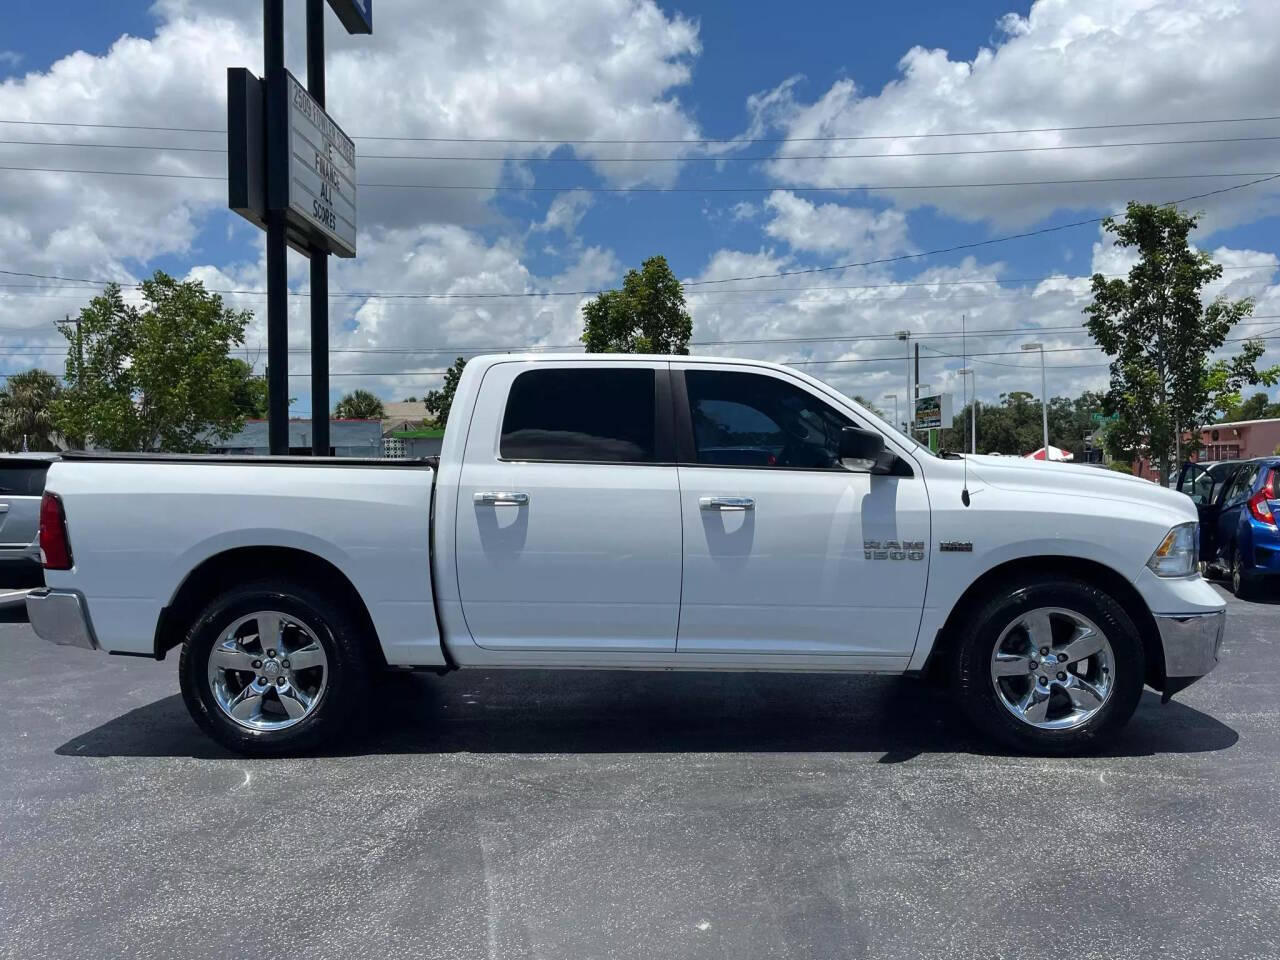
[
  {"left": 501, "top": 368, "right": 656, "bottom": 463},
  {"left": 0, "top": 465, "right": 49, "bottom": 496},
  {"left": 1224, "top": 465, "right": 1259, "bottom": 507}
]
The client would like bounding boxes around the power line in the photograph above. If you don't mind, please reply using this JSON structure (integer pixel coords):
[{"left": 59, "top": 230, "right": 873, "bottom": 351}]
[
  {"left": 0, "top": 174, "right": 1273, "bottom": 300},
  {"left": 3, "top": 112, "right": 1280, "bottom": 143},
  {"left": 3, "top": 163, "right": 1274, "bottom": 195},
  {"left": 685, "top": 175, "right": 1280, "bottom": 286},
  {"left": 788, "top": 332, "right": 1280, "bottom": 367},
  {"left": 2, "top": 264, "right": 1273, "bottom": 301},
  {"left": 8, "top": 133, "right": 1280, "bottom": 161},
  {"left": 10, "top": 318, "right": 1278, "bottom": 359}
]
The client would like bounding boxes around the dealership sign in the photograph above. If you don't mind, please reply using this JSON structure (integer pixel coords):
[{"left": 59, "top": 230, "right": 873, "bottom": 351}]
[
  {"left": 914, "top": 393, "right": 953, "bottom": 430},
  {"left": 275, "top": 70, "right": 357, "bottom": 258},
  {"left": 327, "top": 0, "right": 372, "bottom": 34}
]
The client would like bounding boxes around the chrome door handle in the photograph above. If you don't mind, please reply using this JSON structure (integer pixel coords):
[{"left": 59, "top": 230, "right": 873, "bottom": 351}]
[
  {"left": 700, "top": 496, "right": 754, "bottom": 511},
  {"left": 474, "top": 491, "right": 529, "bottom": 506}
]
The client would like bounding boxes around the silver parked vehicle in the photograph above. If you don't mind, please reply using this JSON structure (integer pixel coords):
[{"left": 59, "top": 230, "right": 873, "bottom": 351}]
[{"left": 0, "top": 454, "right": 57, "bottom": 577}]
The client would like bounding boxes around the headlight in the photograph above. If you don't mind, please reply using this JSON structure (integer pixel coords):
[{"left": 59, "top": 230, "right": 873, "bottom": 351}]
[{"left": 1147, "top": 522, "right": 1198, "bottom": 578}]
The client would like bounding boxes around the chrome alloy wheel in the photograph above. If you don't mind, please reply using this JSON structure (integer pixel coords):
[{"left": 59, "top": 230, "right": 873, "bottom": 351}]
[
  {"left": 989, "top": 607, "right": 1115, "bottom": 730},
  {"left": 207, "top": 611, "right": 329, "bottom": 732}
]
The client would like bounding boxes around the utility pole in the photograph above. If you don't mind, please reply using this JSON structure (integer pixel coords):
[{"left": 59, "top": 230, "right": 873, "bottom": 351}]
[
  {"left": 1022, "top": 342, "right": 1048, "bottom": 457},
  {"left": 66, "top": 314, "right": 85, "bottom": 450},
  {"left": 914, "top": 342, "right": 921, "bottom": 439},
  {"left": 895, "top": 331, "right": 911, "bottom": 433},
  {"left": 307, "top": 0, "right": 330, "bottom": 456}
]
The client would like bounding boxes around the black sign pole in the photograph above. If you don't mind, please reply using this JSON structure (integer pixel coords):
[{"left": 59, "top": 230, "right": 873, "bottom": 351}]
[
  {"left": 306, "top": 0, "right": 330, "bottom": 456},
  {"left": 264, "top": 0, "right": 289, "bottom": 455}
]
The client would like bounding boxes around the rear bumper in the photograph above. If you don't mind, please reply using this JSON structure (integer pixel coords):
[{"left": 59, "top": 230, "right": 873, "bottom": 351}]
[{"left": 26, "top": 588, "right": 98, "bottom": 651}]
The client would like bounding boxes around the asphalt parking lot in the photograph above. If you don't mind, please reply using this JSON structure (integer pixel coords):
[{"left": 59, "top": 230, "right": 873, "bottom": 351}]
[{"left": 1, "top": 584, "right": 1277, "bottom": 960}]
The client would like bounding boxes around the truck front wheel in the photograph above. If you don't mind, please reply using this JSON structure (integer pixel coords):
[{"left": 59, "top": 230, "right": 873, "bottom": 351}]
[
  {"left": 179, "top": 579, "right": 372, "bottom": 756},
  {"left": 952, "top": 577, "right": 1145, "bottom": 755}
]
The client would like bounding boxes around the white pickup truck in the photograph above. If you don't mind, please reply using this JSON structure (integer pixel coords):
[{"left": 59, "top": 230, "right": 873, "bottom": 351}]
[{"left": 28, "top": 354, "right": 1225, "bottom": 755}]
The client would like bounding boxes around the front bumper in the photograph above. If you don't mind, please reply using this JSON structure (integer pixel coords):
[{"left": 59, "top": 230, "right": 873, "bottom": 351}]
[
  {"left": 26, "top": 588, "right": 98, "bottom": 651},
  {"left": 1153, "top": 608, "right": 1224, "bottom": 700}
]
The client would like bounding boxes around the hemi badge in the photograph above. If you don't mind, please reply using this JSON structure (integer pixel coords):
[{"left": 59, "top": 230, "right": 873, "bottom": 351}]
[{"left": 939, "top": 541, "right": 973, "bottom": 552}]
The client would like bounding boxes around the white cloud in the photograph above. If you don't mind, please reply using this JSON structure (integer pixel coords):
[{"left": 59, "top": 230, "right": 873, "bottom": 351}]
[
  {"left": 750, "top": 0, "right": 1280, "bottom": 228},
  {"left": 683, "top": 229, "right": 1280, "bottom": 412},
  {"left": 763, "top": 190, "right": 911, "bottom": 258},
  {"left": 531, "top": 190, "right": 594, "bottom": 235},
  {"left": 0, "top": 0, "right": 703, "bottom": 405}
]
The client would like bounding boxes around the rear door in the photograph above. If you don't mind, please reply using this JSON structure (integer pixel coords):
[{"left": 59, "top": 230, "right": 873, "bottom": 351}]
[
  {"left": 671, "top": 363, "right": 929, "bottom": 659},
  {"left": 1215, "top": 462, "right": 1260, "bottom": 566},
  {"left": 453, "top": 360, "right": 683, "bottom": 653}
]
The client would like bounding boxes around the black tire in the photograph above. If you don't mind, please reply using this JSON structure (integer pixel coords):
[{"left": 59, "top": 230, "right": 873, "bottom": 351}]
[
  {"left": 1230, "top": 544, "right": 1257, "bottom": 601},
  {"left": 179, "top": 578, "right": 373, "bottom": 756},
  {"left": 952, "top": 576, "right": 1146, "bottom": 755}
]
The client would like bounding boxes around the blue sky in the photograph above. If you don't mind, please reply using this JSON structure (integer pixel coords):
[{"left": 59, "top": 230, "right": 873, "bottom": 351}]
[{"left": 2, "top": 0, "right": 1278, "bottom": 418}]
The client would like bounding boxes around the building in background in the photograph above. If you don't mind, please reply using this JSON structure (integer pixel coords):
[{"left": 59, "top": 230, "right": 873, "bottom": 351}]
[
  {"left": 1131, "top": 416, "right": 1280, "bottom": 480},
  {"left": 1191, "top": 418, "right": 1280, "bottom": 462},
  {"left": 381, "top": 400, "right": 430, "bottom": 435},
  {"left": 211, "top": 419, "right": 382, "bottom": 457},
  {"left": 382, "top": 428, "right": 444, "bottom": 459}
]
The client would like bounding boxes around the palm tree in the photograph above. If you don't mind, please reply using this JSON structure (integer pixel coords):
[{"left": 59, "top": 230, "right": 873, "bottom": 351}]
[
  {"left": 333, "top": 389, "right": 385, "bottom": 420},
  {"left": 0, "top": 369, "right": 61, "bottom": 451}
]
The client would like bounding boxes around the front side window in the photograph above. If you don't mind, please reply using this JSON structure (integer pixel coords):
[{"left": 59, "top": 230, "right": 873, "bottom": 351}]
[
  {"left": 684, "top": 370, "right": 853, "bottom": 469},
  {"left": 1178, "top": 464, "right": 1205, "bottom": 499},
  {"left": 500, "top": 368, "right": 656, "bottom": 463}
]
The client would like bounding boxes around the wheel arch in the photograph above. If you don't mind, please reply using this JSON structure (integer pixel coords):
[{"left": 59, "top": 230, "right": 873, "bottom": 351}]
[
  {"left": 926, "top": 555, "right": 1166, "bottom": 691},
  {"left": 153, "top": 545, "right": 383, "bottom": 666}
]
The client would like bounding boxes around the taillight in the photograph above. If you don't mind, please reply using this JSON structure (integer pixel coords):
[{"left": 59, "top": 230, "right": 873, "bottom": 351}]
[
  {"left": 1248, "top": 469, "right": 1276, "bottom": 526},
  {"left": 39, "top": 492, "right": 73, "bottom": 570}
]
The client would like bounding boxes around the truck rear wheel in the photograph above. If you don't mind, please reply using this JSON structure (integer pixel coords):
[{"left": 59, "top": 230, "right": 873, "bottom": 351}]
[
  {"left": 952, "top": 576, "right": 1145, "bottom": 755},
  {"left": 178, "top": 579, "right": 372, "bottom": 756}
]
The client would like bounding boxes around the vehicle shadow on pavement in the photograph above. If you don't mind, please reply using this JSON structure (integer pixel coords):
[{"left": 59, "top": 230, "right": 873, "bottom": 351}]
[{"left": 55, "top": 670, "right": 1239, "bottom": 762}]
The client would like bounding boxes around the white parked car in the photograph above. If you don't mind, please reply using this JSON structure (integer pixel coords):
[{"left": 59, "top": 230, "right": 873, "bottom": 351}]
[{"left": 28, "top": 354, "right": 1224, "bottom": 755}]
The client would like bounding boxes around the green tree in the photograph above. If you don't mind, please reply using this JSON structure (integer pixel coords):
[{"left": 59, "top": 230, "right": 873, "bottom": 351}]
[
  {"left": 581, "top": 255, "right": 692, "bottom": 354},
  {"left": 423, "top": 357, "right": 467, "bottom": 427},
  {"left": 54, "top": 273, "right": 253, "bottom": 452},
  {"left": 0, "top": 369, "right": 62, "bottom": 452},
  {"left": 1084, "top": 202, "right": 1277, "bottom": 483},
  {"left": 851, "top": 395, "right": 884, "bottom": 418},
  {"left": 1221, "top": 391, "right": 1280, "bottom": 422},
  {"left": 227, "top": 358, "right": 270, "bottom": 419},
  {"left": 333, "top": 389, "right": 385, "bottom": 420}
]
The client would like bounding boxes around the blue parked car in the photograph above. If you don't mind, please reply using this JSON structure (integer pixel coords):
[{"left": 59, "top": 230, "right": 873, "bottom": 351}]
[{"left": 1178, "top": 457, "right": 1280, "bottom": 599}]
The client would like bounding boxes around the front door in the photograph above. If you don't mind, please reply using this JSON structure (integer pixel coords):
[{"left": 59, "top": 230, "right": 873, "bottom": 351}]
[
  {"left": 672, "top": 364, "right": 929, "bottom": 659},
  {"left": 454, "top": 360, "right": 683, "bottom": 653}
]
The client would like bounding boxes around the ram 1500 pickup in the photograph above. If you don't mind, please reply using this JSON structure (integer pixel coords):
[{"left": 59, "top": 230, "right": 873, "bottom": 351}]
[{"left": 27, "top": 354, "right": 1226, "bottom": 755}]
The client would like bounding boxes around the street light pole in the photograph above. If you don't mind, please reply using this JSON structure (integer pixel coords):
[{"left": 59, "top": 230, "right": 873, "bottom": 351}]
[
  {"left": 958, "top": 367, "right": 976, "bottom": 454},
  {"left": 895, "top": 330, "right": 911, "bottom": 432},
  {"left": 1022, "top": 342, "right": 1048, "bottom": 457}
]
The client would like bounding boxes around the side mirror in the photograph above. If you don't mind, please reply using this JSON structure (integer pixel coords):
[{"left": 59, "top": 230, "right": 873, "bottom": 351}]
[{"left": 839, "top": 426, "right": 897, "bottom": 474}]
